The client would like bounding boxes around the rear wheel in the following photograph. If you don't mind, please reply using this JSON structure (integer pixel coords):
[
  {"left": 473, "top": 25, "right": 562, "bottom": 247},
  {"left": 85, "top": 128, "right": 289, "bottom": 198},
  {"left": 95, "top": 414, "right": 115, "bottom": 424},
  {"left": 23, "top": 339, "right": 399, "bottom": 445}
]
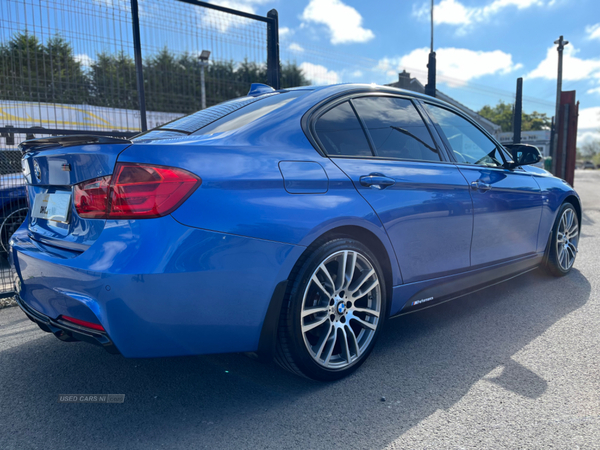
[
  {"left": 0, "top": 205, "right": 27, "bottom": 254},
  {"left": 275, "top": 238, "right": 387, "bottom": 381},
  {"left": 546, "top": 202, "right": 579, "bottom": 277}
]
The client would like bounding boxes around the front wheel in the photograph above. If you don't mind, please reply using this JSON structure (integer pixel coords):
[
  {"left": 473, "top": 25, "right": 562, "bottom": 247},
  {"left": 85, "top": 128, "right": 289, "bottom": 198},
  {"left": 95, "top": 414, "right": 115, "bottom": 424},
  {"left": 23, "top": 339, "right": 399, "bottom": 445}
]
[
  {"left": 275, "top": 238, "right": 387, "bottom": 381},
  {"left": 546, "top": 202, "right": 579, "bottom": 277}
]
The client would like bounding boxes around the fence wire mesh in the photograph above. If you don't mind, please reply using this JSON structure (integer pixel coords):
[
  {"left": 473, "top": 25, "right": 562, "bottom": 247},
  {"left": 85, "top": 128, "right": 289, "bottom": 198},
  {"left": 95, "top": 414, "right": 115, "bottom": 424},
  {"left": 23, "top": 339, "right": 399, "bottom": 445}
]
[{"left": 0, "top": 0, "right": 280, "bottom": 296}]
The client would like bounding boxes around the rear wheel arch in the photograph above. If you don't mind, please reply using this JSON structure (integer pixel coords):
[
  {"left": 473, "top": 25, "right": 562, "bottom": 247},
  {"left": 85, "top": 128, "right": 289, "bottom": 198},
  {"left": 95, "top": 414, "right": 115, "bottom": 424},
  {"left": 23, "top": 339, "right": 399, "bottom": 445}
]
[
  {"left": 307, "top": 226, "right": 395, "bottom": 311},
  {"left": 256, "top": 225, "right": 395, "bottom": 361}
]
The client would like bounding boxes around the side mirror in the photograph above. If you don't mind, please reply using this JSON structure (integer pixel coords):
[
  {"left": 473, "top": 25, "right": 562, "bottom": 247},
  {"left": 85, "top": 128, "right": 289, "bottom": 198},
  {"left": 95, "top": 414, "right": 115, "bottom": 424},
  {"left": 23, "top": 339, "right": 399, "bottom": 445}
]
[{"left": 503, "top": 144, "right": 543, "bottom": 168}]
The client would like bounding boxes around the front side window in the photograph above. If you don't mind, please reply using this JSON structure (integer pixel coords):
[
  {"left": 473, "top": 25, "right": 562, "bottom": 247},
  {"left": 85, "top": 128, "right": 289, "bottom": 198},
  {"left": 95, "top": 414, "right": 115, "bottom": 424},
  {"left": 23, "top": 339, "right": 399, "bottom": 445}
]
[
  {"left": 425, "top": 103, "right": 505, "bottom": 167},
  {"left": 352, "top": 96, "right": 440, "bottom": 162},
  {"left": 314, "top": 101, "right": 372, "bottom": 157}
]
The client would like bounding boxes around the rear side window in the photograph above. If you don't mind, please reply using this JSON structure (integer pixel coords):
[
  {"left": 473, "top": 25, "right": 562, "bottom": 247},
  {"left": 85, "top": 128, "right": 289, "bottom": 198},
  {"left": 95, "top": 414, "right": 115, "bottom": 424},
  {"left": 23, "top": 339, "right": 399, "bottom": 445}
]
[
  {"left": 352, "top": 96, "right": 440, "bottom": 162},
  {"left": 314, "top": 101, "right": 372, "bottom": 157}
]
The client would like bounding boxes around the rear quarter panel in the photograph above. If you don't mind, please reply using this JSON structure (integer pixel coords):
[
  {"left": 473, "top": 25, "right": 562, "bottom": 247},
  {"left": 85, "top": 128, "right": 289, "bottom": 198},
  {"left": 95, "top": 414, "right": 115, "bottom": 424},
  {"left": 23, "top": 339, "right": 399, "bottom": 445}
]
[{"left": 119, "top": 120, "right": 403, "bottom": 286}]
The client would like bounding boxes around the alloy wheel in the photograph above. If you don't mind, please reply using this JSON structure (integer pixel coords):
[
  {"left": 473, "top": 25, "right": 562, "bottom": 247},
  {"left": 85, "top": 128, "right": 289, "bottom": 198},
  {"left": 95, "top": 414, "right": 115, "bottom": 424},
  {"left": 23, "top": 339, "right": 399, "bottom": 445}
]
[
  {"left": 300, "top": 250, "right": 381, "bottom": 369},
  {"left": 556, "top": 207, "right": 579, "bottom": 271}
]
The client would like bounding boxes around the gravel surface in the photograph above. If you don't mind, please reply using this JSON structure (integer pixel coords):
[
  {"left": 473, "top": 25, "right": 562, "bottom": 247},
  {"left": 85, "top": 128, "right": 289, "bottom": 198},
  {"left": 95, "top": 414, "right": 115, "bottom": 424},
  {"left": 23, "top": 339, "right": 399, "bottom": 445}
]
[{"left": 1, "top": 171, "right": 599, "bottom": 449}]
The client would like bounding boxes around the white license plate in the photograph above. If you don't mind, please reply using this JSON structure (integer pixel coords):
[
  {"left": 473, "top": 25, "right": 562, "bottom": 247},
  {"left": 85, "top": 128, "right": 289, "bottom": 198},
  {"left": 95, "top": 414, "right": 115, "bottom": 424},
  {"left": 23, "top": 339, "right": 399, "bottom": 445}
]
[{"left": 31, "top": 193, "right": 72, "bottom": 223}]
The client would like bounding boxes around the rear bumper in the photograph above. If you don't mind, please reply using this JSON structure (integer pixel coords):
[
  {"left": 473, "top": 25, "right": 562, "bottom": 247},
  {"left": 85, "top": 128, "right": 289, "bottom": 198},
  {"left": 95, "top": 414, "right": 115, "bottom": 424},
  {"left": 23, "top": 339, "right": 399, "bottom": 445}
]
[
  {"left": 16, "top": 294, "right": 119, "bottom": 354},
  {"left": 11, "top": 215, "right": 304, "bottom": 357}
]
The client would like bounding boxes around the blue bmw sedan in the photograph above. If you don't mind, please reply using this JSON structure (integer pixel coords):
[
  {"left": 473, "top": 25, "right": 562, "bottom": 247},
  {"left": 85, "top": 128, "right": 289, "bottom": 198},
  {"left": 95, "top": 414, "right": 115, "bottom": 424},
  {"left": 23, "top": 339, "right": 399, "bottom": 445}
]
[{"left": 12, "top": 83, "right": 581, "bottom": 380}]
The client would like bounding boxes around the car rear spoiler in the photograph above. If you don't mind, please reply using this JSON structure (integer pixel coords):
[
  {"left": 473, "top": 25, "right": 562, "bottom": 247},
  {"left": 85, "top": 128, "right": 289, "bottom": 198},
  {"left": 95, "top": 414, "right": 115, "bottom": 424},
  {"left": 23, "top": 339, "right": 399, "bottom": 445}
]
[{"left": 19, "top": 135, "right": 133, "bottom": 154}]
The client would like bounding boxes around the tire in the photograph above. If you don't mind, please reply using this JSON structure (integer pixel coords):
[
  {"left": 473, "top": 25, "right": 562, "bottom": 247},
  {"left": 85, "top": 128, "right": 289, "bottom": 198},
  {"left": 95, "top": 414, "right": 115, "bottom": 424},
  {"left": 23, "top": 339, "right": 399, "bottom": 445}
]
[
  {"left": 0, "top": 205, "right": 28, "bottom": 254},
  {"left": 546, "top": 202, "right": 579, "bottom": 277},
  {"left": 275, "top": 238, "right": 387, "bottom": 381}
]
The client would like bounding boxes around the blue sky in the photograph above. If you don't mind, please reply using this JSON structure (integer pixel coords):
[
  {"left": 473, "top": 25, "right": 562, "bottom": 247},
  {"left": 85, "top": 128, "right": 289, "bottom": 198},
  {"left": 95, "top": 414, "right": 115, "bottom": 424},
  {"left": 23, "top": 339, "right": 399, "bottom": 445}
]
[
  {"left": 3, "top": 0, "right": 599, "bottom": 142},
  {"left": 230, "top": 0, "right": 600, "bottom": 142}
]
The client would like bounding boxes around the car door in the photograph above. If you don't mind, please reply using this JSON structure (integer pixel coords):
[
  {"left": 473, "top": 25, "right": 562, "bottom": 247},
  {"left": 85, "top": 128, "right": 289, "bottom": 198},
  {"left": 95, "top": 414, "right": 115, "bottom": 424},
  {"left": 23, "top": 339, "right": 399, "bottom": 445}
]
[
  {"left": 312, "top": 94, "right": 474, "bottom": 284},
  {"left": 423, "top": 102, "right": 543, "bottom": 267}
]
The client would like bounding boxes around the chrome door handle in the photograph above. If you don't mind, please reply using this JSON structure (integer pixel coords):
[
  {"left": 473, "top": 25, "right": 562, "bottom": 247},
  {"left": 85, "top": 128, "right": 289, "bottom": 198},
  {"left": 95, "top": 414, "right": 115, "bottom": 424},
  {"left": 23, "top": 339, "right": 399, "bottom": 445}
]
[
  {"left": 360, "top": 173, "right": 396, "bottom": 190},
  {"left": 470, "top": 180, "right": 491, "bottom": 191}
]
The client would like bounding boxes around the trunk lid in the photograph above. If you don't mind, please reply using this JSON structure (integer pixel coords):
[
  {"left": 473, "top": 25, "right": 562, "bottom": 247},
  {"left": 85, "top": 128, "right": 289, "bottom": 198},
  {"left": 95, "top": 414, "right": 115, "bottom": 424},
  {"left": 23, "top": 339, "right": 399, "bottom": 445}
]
[{"left": 20, "top": 136, "right": 132, "bottom": 252}]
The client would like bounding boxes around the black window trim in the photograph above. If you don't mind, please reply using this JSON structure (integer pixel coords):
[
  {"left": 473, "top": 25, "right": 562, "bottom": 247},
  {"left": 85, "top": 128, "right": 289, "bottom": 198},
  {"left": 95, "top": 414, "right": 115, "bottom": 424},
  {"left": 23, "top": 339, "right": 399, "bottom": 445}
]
[
  {"left": 305, "top": 91, "right": 453, "bottom": 164},
  {"left": 420, "top": 100, "right": 515, "bottom": 171}
]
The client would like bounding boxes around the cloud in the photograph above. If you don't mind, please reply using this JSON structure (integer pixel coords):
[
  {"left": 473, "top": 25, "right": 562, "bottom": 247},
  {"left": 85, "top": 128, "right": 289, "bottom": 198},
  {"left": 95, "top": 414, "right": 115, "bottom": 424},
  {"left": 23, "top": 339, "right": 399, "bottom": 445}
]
[
  {"left": 75, "top": 54, "right": 93, "bottom": 68},
  {"left": 279, "top": 27, "right": 292, "bottom": 38},
  {"left": 378, "top": 47, "right": 522, "bottom": 86},
  {"left": 198, "top": 0, "right": 272, "bottom": 33},
  {"left": 526, "top": 45, "right": 600, "bottom": 83},
  {"left": 588, "top": 86, "right": 600, "bottom": 95},
  {"left": 299, "top": 62, "right": 340, "bottom": 84},
  {"left": 578, "top": 131, "right": 600, "bottom": 144},
  {"left": 288, "top": 43, "right": 304, "bottom": 53},
  {"left": 578, "top": 107, "right": 600, "bottom": 144},
  {"left": 301, "top": 0, "right": 374, "bottom": 44},
  {"left": 413, "top": 0, "right": 543, "bottom": 32},
  {"left": 586, "top": 23, "right": 600, "bottom": 41},
  {"left": 579, "top": 107, "right": 600, "bottom": 130}
]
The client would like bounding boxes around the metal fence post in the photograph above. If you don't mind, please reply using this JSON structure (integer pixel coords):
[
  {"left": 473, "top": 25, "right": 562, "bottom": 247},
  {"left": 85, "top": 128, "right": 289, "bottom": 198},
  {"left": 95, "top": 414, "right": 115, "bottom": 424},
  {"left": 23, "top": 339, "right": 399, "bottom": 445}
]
[
  {"left": 513, "top": 77, "right": 523, "bottom": 144},
  {"left": 130, "top": 0, "right": 148, "bottom": 132},
  {"left": 266, "top": 9, "right": 280, "bottom": 90}
]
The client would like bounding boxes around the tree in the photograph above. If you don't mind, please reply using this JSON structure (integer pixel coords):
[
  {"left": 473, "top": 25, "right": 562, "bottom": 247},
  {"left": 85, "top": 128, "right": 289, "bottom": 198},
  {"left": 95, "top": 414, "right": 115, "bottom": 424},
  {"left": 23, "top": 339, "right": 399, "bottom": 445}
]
[
  {"left": 0, "top": 32, "right": 89, "bottom": 104},
  {"left": 0, "top": 32, "right": 45, "bottom": 102},
  {"left": 43, "top": 35, "right": 90, "bottom": 104},
  {"left": 477, "top": 101, "right": 551, "bottom": 132},
  {"left": 281, "top": 62, "right": 310, "bottom": 88},
  {"left": 1, "top": 32, "right": 310, "bottom": 114},
  {"left": 577, "top": 139, "right": 600, "bottom": 165},
  {"left": 89, "top": 51, "right": 137, "bottom": 109}
]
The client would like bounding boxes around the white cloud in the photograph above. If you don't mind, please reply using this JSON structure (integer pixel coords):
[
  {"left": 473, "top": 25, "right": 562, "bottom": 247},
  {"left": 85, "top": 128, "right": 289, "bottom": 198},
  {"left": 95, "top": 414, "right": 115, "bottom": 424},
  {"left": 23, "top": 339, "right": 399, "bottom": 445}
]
[
  {"left": 587, "top": 86, "right": 600, "bottom": 95},
  {"left": 299, "top": 62, "right": 340, "bottom": 84},
  {"left": 586, "top": 23, "right": 600, "bottom": 41},
  {"left": 378, "top": 47, "right": 522, "bottom": 86},
  {"left": 578, "top": 107, "right": 600, "bottom": 144},
  {"left": 579, "top": 107, "right": 600, "bottom": 130},
  {"left": 199, "top": 0, "right": 272, "bottom": 33},
  {"left": 413, "top": 0, "right": 543, "bottom": 32},
  {"left": 279, "top": 27, "right": 292, "bottom": 38},
  {"left": 301, "top": 0, "right": 374, "bottom": 45},
  {"left": 288, "top": 43, "right": 304, "bottom": 53},
  {"left": 578, "top": 131, "right": 600, "bottom": 144},
  {"left": 526, "top": 45, "right": 600, "bottom": 83},
  {"left": 75, "top": 54, "right": 93, "bottom": 68}
]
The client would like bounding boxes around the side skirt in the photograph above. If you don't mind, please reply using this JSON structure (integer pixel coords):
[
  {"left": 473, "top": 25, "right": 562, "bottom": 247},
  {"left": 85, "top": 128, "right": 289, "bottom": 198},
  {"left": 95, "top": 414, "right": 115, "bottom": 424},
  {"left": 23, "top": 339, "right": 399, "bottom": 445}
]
[{"left": 390, "top": 253, "right": 544, "bottom": 318}]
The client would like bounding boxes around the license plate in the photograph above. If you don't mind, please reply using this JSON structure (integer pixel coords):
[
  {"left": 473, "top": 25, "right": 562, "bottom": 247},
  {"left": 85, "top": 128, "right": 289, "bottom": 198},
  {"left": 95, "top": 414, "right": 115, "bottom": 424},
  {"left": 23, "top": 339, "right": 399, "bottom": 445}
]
[{"left": 31, "top": 192, "right": 72, "bottom": 223}]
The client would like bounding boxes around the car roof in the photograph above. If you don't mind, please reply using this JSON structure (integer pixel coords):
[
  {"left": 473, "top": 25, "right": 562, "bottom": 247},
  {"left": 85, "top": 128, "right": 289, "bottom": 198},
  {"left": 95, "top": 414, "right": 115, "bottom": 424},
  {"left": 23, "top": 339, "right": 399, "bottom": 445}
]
[{"left": 293, "top": 83, "right": 437, "bottom": 101}]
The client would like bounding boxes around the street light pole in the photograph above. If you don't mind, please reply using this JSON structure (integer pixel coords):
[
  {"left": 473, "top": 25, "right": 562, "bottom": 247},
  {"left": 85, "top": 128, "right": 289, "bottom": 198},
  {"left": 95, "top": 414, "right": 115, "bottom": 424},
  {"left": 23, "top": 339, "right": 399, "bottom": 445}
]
[
  {"left": 198, "top": 50, "right": 211, "bottom": 110},
  {"left": 425, "top": 0, "right": 436, "bottom": 98},
  {"left": 551, "top": 36, "right": 568, "bottom": 174}
]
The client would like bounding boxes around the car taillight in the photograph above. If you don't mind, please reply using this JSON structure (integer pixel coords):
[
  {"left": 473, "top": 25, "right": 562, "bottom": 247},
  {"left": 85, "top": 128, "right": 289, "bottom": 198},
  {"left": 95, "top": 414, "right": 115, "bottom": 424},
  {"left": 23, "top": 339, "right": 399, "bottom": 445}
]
[
  {"left": 74, "top": 163, "right": 201, "bottom": 219},
  {"left": 74, "top": 176, "right": 111, "bottom": 218}
]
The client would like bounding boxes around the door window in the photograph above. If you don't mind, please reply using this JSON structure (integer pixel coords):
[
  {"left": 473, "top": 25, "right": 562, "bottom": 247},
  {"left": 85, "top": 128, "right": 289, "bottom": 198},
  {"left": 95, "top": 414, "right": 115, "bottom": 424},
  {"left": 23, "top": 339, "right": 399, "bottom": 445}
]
[
  {"left": 352, "top": 96, "right": 440, "bottom": 162},
  {"left": 314, "top": 101, "right": 373, "bottom": 157},
  {"left": 425, "top": 104, "right": 505, "bottom": 167}
]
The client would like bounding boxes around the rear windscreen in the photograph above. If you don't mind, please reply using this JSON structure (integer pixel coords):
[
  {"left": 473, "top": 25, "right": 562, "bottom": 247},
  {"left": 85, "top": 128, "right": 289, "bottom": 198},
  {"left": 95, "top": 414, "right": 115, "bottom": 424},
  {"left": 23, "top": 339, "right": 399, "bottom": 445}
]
[{"left": 134, "top": 90, "right": 310, "bottom": 140}]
